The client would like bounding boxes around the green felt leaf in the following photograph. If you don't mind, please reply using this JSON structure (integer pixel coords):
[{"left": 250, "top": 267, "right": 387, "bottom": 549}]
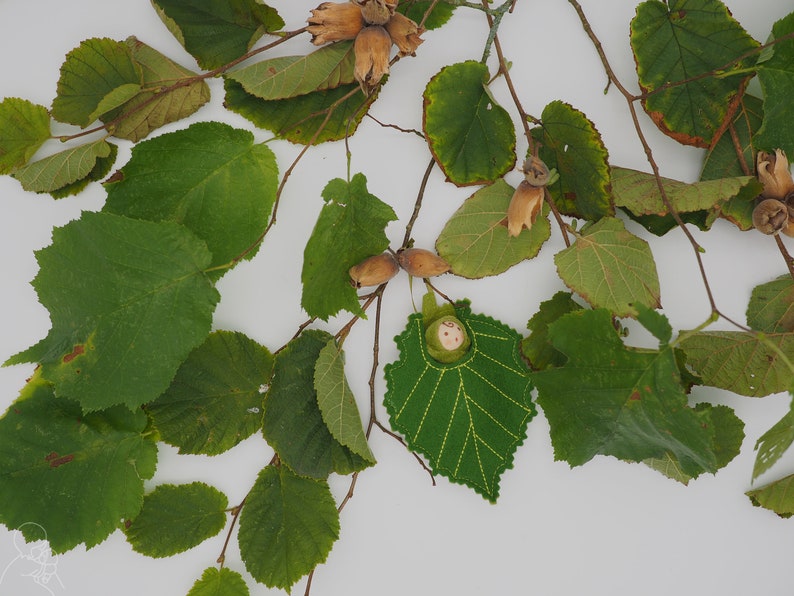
[
  {"left": 753, "top": 395, "right": 794, "bottom": 481},
  {"left": 152, "top": 0, "right": 284, "bottom": 70},
  {"left": 534, "top": 100, "right": 612, "bottom": 221},
  {"left": 384, "top": 303, "right": 536, "bottom": 502},
  {"left": 301, "top": 174, "right": 396, "bottom": 320},
  {"left": 314, "top": 339, "right": 376, "bottom": 464},
  {"left": 747, "top": 276, "right": 794, "bottom": 333},
  {"left": 397, "top": 0, "right": 455, "bottom": 30},
  {"left": 0, "top": 98, "right": 51, "bottom": 174},
  {"left": 521, "top": 291, "right": 584, "bottom": 371},
  {"left": 263, "top": 330, "right": 372, "bottom": 479},
  {"left": 630, "top": 0, "right": 759, "bottom": 147},
  {"left": 435, "top": 179, "right": 551, "bottom": 278},
  {"left": 12, "top": 139, "right": 114, "bottom": 195},
  {"left": 6, "top": 211, "right": 219, "bottom": 412},
  {"left": 51, "top": 37, "right": 143, "bottom": 127},
  {"left": 104, "top": 121, "right": 278, "bottom": 275},
  {"left": 678, "top": 331, "right": 794, "bottom": 397},
  {"left": 226, "top": 41, "right": 355, "bottom": 101},
  {"left": 224, "top": 79, "right": 376, "bottom": 144},
  {"left": 147, "top": 331, "right": 274, "bottom": 455},
  {"left": 124, "top": 482, "right": 228, "bottom": 557},
  {"left": 754, "top": 13, "right": 794, "bottom": 154},
  {"left": 0, "top": 377, "right": 157, "bottom": 553},
  {"left": 554, "top": 217, "right": 660, "bottom": 317},
  {"left": 423, "top": 61, "right": 516, "bottom": 186},
  {"left": 101, "top": 37, "right": 211, "bottom": 142},
  {"left": 238, "top": 465, "right": 339, "bottom": 590},
  {"left": 747, "top": 474, "right": 794, "bottom": 518},
  {"left": 187, "top": 567, "right": 250, "bottom": 596},
  {"left": 533, "top": 308, "right": 727, "bottom": 477}
]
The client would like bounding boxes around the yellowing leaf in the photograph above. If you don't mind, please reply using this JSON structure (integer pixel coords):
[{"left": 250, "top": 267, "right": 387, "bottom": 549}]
[{"left": 0, "top": 98, "right": 51, "bottom": 174}]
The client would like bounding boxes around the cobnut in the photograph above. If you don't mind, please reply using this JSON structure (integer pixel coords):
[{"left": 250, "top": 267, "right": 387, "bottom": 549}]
[
  {"left": 349, "top": 252, "right": 399, "bottom": 287},
  {"left": 397, "top": 248, "right": 450, "bottom": 277}
]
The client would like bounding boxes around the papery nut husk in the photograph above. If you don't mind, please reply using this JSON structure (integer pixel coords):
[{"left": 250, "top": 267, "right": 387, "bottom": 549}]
[
  {"left": 349, "top": 252, "right": 400, "bottom": 287},
  {"left": 522, "top": 156, "right": 550, "bottom": 187},
  {"left": 385, "top": 12, "right": 424, "bottom": 56},
  {"left": 352, "top": 0, "right": 396, "bottom": 25},
  {"left": 752, "top": 198, "right": 789, "bottom": 235},
  {"left": 307, "top": 2, "right": 365, "bottom": 45},
  {"left": 425, "top": 315, "right": 471, "bottom": 364},
  {"left": 506, "top": 180, "right": 544, "bottom": 237},
  {"left": 757, "top": 149, "right": 794, "bottom": 200},
  {"left": 397, "top": 248, "right": 450, "bottom": 277},
  {"left": 354, "top": 25, "right": 392, "bottom": 94}
]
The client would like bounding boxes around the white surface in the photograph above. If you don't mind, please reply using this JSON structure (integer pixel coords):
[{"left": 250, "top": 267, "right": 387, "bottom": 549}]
[{"left": 2, "top": 1, "right": 794, "bottom": 595}]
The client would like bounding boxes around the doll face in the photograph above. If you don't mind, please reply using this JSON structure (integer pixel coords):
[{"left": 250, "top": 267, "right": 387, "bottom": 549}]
[{"left": 437, "top": 320, "right": 465, "bottom": 350}]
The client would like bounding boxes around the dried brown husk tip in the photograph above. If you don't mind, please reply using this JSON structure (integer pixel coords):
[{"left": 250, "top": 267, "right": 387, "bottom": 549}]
[
  {"left": 752, "top": 198, "right": 792, "bottom": 236},
  {"left": 307, "top": 2, "right": 365, "bottom": 45},
  {"left": 522, "top": 156, "right": 550, "bottom": 187},
  {"left": 354, "top": 25, "right": 392, "bottom": 95},
  {"left": 349, "top": 252, "right": 400, "bottom": 287},
  {"left": 507, "top": 180, "right": 544, "bottom": 237},
  {"left": 385, "top": 12, "right": 424, "bottom": 56},
  {"left": 397, "top": 248, "right": 450, "bottom": 278},
  {"left": 352, "top": 0, "right": 396, "bottom": 25}
]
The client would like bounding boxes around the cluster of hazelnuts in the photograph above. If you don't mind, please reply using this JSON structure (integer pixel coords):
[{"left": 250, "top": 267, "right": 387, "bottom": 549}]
[{"left": 752, "top": 149, "right": 794, "bottom": 237}]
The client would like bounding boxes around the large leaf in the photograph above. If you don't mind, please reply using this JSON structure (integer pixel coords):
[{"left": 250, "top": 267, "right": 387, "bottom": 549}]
[
  {"left": 435, "top": 179, "right": 551, "bottom": 278},
  {"left": 533, "top": 308, "right": 740, "bottom": 477},
  {"left": 754, "top": 13, "right": 794, "bottom": 154},
  {"left": 747, "top": 275, "right": 794, "bottom": 333},
  {"left": 152, "top": 0, "right": 284, "bottom": 70},
  {"left": 630, "top": 0, "right": 759, "bottom": 147},
  {"left": 238, "top": 465, "right": 339, "bottom": 591},
  {"left": 753, "top": 395, "right": 794, "bottom": 481},
  {"left": 554, "top": 217, "right": 660, "bottom": 317},
  {"left": 187, "top": 568, "right": 250, "bottom": 596},
  {"left": 5, "top": 211, "right": 219, "bottom": 412},
  {"left": 384, "top": 303, "right": 536, "bottom": 502},
  {"left": 423, "top": 61, "right": 516, "bottom": 186},
  {"left": 301, "top": 174, "right": 397, "bottom": 320},
  {"left": 534, "top": 100, "right": 612, "bottom": 220},
  {"left": 147, "top": 331, "right": 274, "bottom": 455},
  {"left": 521, "top": 291, "right": 584, "bottom": 371},
  {"left": 0, "top": 377, "right": 157, "bottom": 553},
  {"left": 13, "top": 139, "right": 115, "bottom": 195},
  {"left": 225, "top": 41, "right": 355, "bottom": 101},
  {"left": 104, "top": 121, "right": 278, "bottom": 274},
  {"left": 0, "top": 98, "right": 51, "bottom": 174},
  {"left": 747, "top": 474, "right": 794, "bottom": 518}
]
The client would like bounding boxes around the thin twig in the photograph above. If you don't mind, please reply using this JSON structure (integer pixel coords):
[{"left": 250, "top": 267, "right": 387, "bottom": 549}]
[{"left": 401, "top": 158, "right": 436, "bottom": 248}]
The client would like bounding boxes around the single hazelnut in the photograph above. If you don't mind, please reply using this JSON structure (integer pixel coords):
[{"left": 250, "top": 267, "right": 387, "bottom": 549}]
[
  {"left": 349, "top": 252, "right": 399, "bottom": 287},
  {"left": 354, "top": 25, "right": 392, "bottom": 95},
  {"left": 384, "top": 12, "right": 424, "bottom": 56},
  {"left": 351, "top": 0, "right": 396, "bottom": 25},
  {"left": 307, "top": 2, "right": 365, "bottom": 45},
  {"left": 506, "top": 180, "right": 544, "bottom": 237},
  {"left": 397, "top": 248, "right": 450, "bottom": 277},
  {"left": 752, "top": 198, "right": 789, "bottom": 235}
]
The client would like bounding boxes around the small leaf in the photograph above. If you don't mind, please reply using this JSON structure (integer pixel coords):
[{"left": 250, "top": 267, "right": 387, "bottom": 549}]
[
  {"left": 435, "top": 179, "right": 551, "bottom": 278},
  {"left": 397, "top": 1, "right": 455, "bottom": 30},
  {"left": 124, "top": 482, "right": 227, "bottom": 558},
  {"left": 753, "top": 395, "right": 794, "bottom": 481},
  {"left": 521, "top": 292, "right": 584, "bottom": 371},
  {"left": 187, "top": 568, "right": 250, "bottom": 596},
  {"left": 533, "top": 100, "right": 612, "bottom": 221},
  {"left": 225, "top": 41, "right": 355, "bottom": 101},
  {"left": 238, "top": 465, "right": 339, "bottom": 591},
  {"left": 747, "top": 275, "right": 794, "bottom": 333},
  {"left": 754, "top": 13, "right": 794, "bottom": 154},
  {"left": 51, "top": 37, "right": 143, "bottom": 127},
  {"left": 0, "top": 377, "right": 157, "bottom": 553},
  {"left": 554, "top": 217, "right": 660, "bottom": 317},
  {"left": 13, "top": 139, "right": 114, "bottom": 194},
  {"left": 152, "top": 0, "right": 284, "bottom": 70},
  {"left": 384, "top": 303, "right": 536, "bottom": 502},
  {"left": 630, "top": 0, "right": 759, "bottom": 147},
  {"left": 301, "top": 174, "right": 396, "bottom": 320},
  {"left": 147, "top": 331, "right": 274, "bottom": 456},
  {"left": 314, "top": 339, "right": 376, "bottom": 464},
  {"left": 747, "top": 474, "right": 794, "bottom": 518},
  {"left": 0, "top": 97, "right": 51, "bottom": 174},
  {"left": 6, "top": 212, "right": 219, "bottom": 412},
  {"left": 423, "top": 61, "right": 516, "bottom": 186}
]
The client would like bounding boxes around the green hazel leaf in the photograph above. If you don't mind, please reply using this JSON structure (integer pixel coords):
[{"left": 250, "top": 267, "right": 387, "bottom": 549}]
[
  {"left": 0, "top": 376, "right": 157, "bottom": 553},
  {"left": 747, "top": 474, "right": 794, "bottom": 518},
  {"left": 634, "top": 301, "right": 672, "bottom": 344},
  {"left": 100, "top": 37, "right": 211, "bottom": 142},
  {"left": 754, "top": 12, "right": 794, "bottom": 154},
  {"left": 238, "top": 465, "right": 339, "bottom": 590},
  {"left": 753, "top": 395, "right": 794, "bottom": 481},
  {"left": 384, "top": 303, "right": 536, "bottom": 502},
  {"left": 152, "top": 0, "right": 284, "bottom": 70},
  {"left": 423, "top": 61, "right": 516, "bottom": 186},
  {"left": 51, "top": 37, "right": 143, "bottom": 127},
  {"left": 5, "top": 211, "right": 219, "bottom": 412},
  {"left": 187, "top": 567, "right": 250, "bottom": 596},
  {"left": 147, "top": 331, "right": 274, "bottom": 456},
  {"left": 533, "top": 308, "right": 723, "bottom": 477},
  {"left": 435, "top": 179, "right": 551, "bottom": 278},
  {"left": 223, "top": 78, "right": 377, "bottom": 144},
  {"left": 225, "top": 41, "right": 355, "bottom": 101},
  {"left": 301, "top": 174, "right": 397, "bottom": 320},
  {"left": 0, "top": 97, "right": 51, "bottom": 174},
  {"left": 522, "top": 292, "right": 584, "bottom": 371},
  {"left": 314, "top": 339, "right": 376, "bottom": 464},
  {"left": 701, "top": 94, "right": 762, "bottom": 181},
  {"left": 747, "top": 275, "right": 794, "bottom": 333},
  {"left": 12, "top": 139, "right": 114, "bottom": 195},
  {"left": 124, "top": 482, "right": 228, "bottom": 557},
  {"left": 49, "top": 142, "right": 118, "bottom": 199},
  {"left": 397, "top": 0, "right": 455, "bottom": 30},
  {"left": 263, "top": 330, "right": 372, "bottom": 479},
  {"left": 630, "top": 0, "right": 759, "bottom": 147},
  {"left": 554, "top": 216, "right": 661, "bottom": 317},
  {"left": 678, "top": 331, "right": 794, "bottom": 397},
  {"left": 533, "top": 100, "right": 611, "bottom": 221},
  {"left": 104, "top": 121, "right": 278, "bottom": 276}
]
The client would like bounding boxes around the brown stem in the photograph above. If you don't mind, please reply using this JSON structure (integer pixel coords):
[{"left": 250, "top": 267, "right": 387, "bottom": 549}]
[
  {"left": 775, "top": 235, "right": 794, "bottom": 280},
  {"left": 401, "top": 158, "right": 436, "bottom": 248}
]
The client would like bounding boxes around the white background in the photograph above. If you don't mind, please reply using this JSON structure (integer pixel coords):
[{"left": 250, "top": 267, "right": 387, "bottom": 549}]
[{"left": 2, "top": 1, "right": 794, "bottom": 595}]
